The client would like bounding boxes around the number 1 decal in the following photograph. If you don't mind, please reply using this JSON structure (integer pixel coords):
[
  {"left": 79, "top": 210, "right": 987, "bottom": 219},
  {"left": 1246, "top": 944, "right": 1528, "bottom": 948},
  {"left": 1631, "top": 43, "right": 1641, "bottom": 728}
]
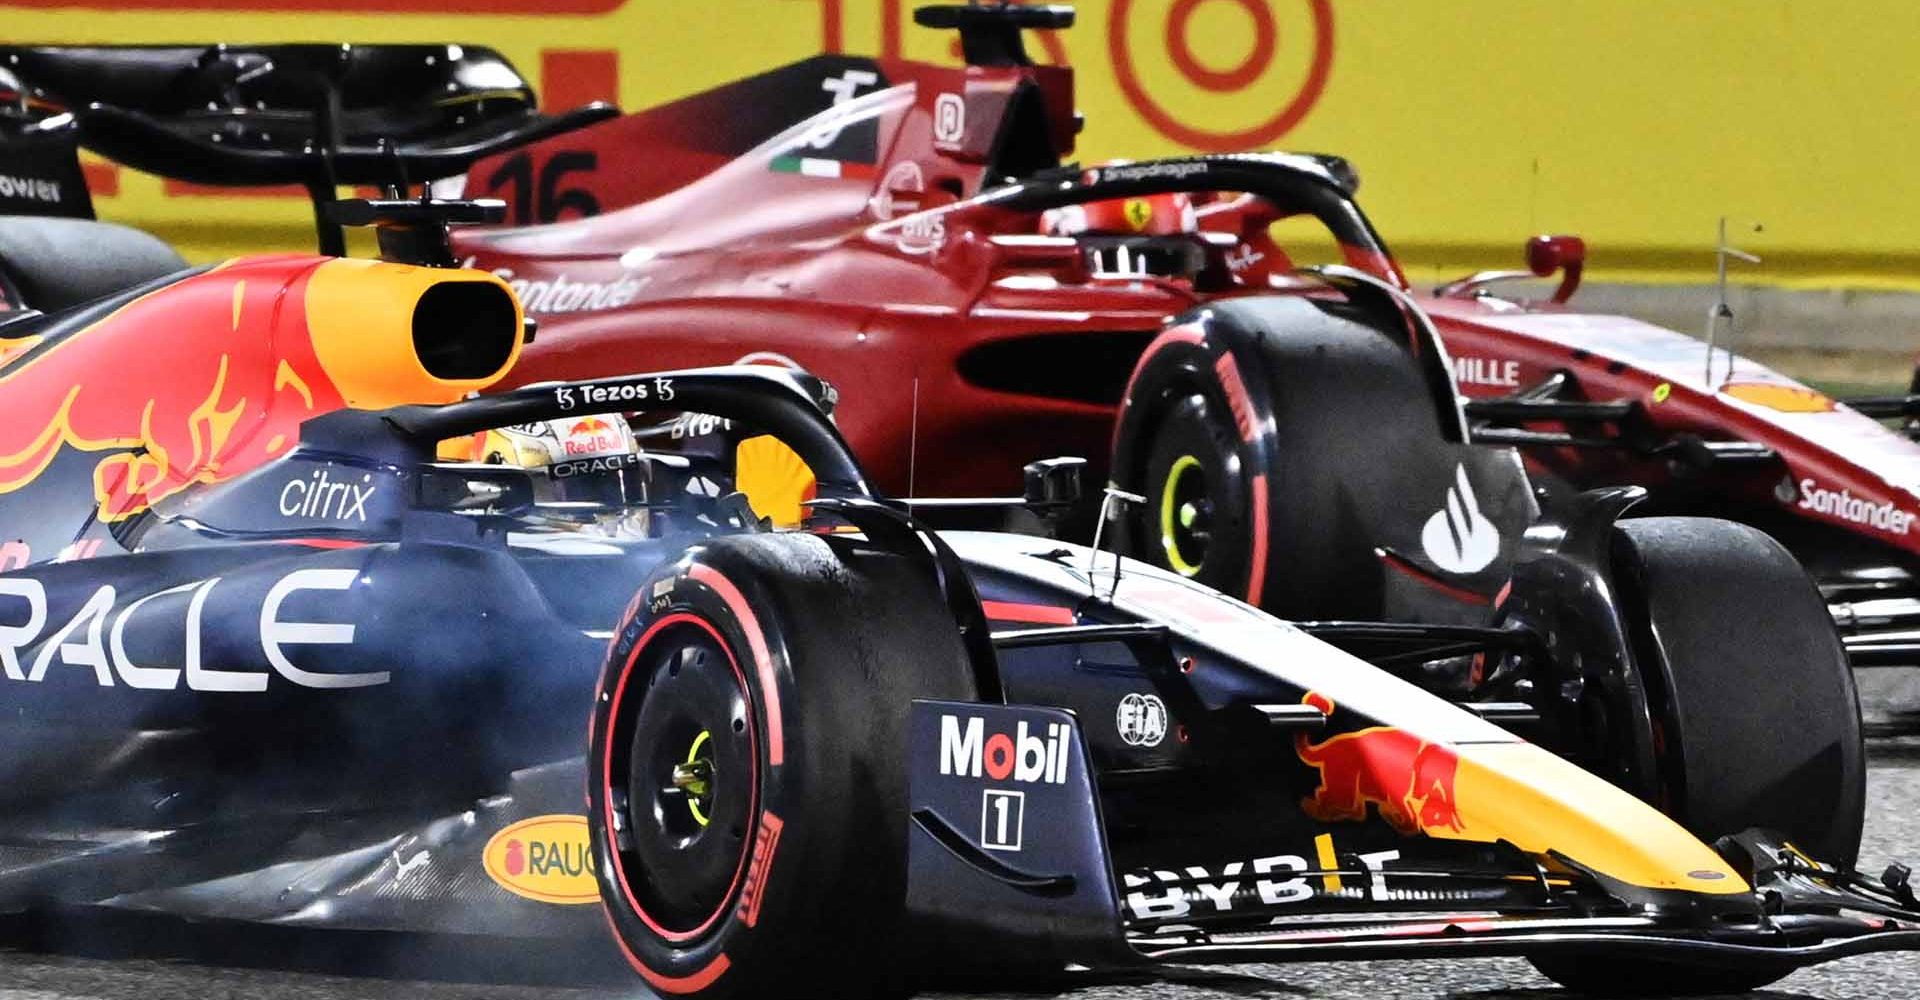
[{"left": 981, "top": 788, "right": 1024, "bottom": 852}]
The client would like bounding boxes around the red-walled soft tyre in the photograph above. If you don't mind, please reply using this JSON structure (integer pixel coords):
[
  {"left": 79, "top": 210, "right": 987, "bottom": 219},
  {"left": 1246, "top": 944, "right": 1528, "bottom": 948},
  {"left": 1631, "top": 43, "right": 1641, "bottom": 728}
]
[
  {"left": 1111, "top": 298, "right": 1534, "bottom": 623},
  {"left": 588, "top": 532, "right": 976, "bottom": 1000},
  {"left": 1111, "top": 306, "right": 1398, "bottom": 619}
]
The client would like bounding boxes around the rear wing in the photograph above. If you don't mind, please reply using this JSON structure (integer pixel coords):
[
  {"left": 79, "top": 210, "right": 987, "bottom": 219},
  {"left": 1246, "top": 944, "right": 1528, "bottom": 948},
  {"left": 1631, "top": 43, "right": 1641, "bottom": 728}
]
[
  {"left": 0, "top": 118, "right": 93, "bottom": 220},
  {"left": 0, "top": 61, "right": 93, "bottom": 219},
  {"left": 0, "top": 44, "right": 615, "bottom": 253}
]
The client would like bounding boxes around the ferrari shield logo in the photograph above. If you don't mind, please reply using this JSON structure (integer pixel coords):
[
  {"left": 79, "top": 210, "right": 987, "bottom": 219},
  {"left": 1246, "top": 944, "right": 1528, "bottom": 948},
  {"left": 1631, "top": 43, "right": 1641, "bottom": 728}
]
[{"left": 1124, "top": 198, "right": 1154, "bottom": 231}]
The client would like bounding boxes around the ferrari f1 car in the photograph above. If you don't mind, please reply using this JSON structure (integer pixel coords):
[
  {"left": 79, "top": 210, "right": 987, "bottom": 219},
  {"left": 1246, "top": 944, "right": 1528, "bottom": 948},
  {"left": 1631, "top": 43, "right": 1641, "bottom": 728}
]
[
  {"left": 4, "top": 80, "right": 1920, "bottom": 999},
  {"left": 425, "top": 5, "right": 1920, "bottom": 674}
]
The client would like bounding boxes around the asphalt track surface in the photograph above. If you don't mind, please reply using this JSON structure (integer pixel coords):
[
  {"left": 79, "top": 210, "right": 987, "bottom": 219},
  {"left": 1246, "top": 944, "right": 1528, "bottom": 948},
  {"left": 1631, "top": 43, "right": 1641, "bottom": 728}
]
[{"left": 3, "top": 740, "right": 1917, "bottom": 1000}]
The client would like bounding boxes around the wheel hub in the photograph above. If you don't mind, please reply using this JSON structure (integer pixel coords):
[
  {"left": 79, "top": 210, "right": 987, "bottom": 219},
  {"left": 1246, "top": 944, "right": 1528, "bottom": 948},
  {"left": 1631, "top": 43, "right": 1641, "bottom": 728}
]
[
  {"left": 612, "top": 622, "right": 756, "bottom": 936},
  {"left": 671, "top": 731, "right": 716, "bottom": 826},
  {"left": 1159, "top": 453, "right": 1214, "bottom": 576}
]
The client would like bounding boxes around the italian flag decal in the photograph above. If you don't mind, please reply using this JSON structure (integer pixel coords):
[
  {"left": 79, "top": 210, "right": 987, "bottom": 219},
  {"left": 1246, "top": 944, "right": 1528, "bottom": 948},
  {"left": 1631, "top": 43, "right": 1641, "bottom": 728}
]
[{"left": 769, "top": 155, "right": 877, "bottom": 180}]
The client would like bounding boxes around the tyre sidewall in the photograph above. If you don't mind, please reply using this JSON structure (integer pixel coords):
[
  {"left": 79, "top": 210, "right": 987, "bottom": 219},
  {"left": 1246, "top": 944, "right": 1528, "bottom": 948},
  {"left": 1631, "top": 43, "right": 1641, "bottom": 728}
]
[
  {"left": 589, "top": 534, "right": 977, "bottom": 998},
  {"left": 589, "top": 548, "right": 796, "bottom": 996},
  {"left": 1114, "top": 328, "right": 1280, "bottom": 607}
]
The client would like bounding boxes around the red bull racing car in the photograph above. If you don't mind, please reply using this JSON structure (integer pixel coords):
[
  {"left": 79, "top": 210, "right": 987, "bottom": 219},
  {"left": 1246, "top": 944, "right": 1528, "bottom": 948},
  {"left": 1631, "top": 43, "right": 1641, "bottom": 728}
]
[{"left": 3, "top": 38, "right": 1920, "bottom": 1000}]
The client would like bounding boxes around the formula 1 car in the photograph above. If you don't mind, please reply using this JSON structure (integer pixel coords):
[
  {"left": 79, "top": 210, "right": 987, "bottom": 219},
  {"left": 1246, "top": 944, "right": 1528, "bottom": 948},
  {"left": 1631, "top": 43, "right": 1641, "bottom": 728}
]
[
  {"left": 15, "top": 12, "right": 1920, "bottom": 673},
  {"left": 4, "top": 61, "right": 1920, "bottom": 997},
  {"left": 417, "top": 5, "right": 1920, "bottom": 674}
]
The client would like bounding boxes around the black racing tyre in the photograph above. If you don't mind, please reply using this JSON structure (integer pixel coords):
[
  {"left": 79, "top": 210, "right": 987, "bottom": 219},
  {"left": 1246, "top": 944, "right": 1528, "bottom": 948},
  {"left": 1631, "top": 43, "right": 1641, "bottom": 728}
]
[
  {"left": 1613, "top": 517, "right": 1865, "bottom": 866},
  {"left": 1531, "top": 516, "right": 1864, "bottom": 997},
  {"left": 0, "top": 216, "right": 187, "bottom": 311},
  {"left": 1139, "top": 392, "right": 1254, "bottom": 596},
  {"left": 1112, "top": 313, "right": 1381, "bottom": 619},
  {"left": 1112, "top": 298, "right": 1534, "bottom": 623},
  {"left": 588, "top": 532, "right": 977, "bottom": 1000}
]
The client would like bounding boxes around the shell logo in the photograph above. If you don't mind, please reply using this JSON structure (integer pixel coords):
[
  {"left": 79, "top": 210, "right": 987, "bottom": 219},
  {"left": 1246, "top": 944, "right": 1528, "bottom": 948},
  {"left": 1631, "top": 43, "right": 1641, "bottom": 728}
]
[
  {"left": 1722, "top": 382, "right": 1836, "bottom": 414},
  {"left": 735, "top": 434, "right": 819, "bottom": 528},
  {"left": 482, "top": 814, "right": 600, "bottom": 905}
]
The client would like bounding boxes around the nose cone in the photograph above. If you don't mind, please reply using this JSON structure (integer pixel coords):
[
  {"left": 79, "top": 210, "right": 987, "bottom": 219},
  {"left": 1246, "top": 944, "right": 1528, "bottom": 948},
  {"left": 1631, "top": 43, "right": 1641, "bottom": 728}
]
[{"left": 1444, "top": 742, "right": 1747, "bottom": 894}]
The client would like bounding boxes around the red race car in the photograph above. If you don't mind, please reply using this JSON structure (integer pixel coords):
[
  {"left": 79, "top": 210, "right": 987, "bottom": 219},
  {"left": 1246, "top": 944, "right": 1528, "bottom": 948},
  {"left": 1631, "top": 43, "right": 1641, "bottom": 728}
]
[
  {"left": 12, "top": 8, "right": 1920, "bottom": 671},
  {"left": 461, "top": 5, "right": 1920, "bottom": 665}
]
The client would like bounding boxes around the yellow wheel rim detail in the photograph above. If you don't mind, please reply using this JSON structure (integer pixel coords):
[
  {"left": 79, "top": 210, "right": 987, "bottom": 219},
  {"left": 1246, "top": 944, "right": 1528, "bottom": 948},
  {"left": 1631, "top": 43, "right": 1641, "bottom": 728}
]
[
  {"left": 1160, "top": 454, "right": 1204, "bottom": 577},
  {"left": 683, "top": 730, "right": 713, "bottom": 827}
]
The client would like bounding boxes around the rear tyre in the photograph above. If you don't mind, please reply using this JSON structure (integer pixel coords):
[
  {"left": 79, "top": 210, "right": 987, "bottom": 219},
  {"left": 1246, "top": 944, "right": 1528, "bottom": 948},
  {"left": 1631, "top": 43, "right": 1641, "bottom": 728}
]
[
  {"left": 1531, "top": 516, "right": 1864, "bottom": 997},
  {"left": 0, "top": 216, "right": 187, "bottom": 310},
  {"left": 589, "top": 532, "right": 977, "bottom": 1000}
]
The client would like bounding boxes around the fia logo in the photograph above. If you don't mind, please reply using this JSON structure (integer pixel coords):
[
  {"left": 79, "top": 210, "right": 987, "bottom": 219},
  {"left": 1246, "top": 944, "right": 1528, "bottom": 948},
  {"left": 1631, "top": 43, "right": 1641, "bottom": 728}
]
[
  {"left": 1116, "top": 692, "right": 1168, "bottom": 747},
  {"left": 1420, "top": 464, "right": 1500, "bottom": 575}
]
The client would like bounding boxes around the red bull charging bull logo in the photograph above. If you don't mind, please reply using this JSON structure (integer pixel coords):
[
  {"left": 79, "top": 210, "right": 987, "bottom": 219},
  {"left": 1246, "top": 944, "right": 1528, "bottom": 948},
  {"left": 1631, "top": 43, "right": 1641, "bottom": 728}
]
[
  {"left": 0, "top": 260, "right": 345, "bottom": 520},
  {"left": 1294, "top": 691, "right": 1465, "bottom": 836},
  {"left": 0, "top": 256, "right": 523, "bottom": 525},
  {"left": 562, "top": 416, "right": 624, "bottom": 457}
]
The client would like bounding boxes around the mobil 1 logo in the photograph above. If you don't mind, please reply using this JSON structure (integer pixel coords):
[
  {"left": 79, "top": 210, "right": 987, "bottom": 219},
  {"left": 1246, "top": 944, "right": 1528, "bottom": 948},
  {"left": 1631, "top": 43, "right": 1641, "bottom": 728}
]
[
  {"left": 908, "top": 701, "right": 1116, "bottom": 922},
  {"left": 911, "top": 701, "right": 1091, "bottom": 858}
]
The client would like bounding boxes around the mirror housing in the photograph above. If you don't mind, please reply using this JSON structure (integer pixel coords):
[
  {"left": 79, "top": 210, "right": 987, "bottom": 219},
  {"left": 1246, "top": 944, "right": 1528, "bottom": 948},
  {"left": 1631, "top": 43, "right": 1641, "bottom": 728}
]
[
  {"left": 1525, "top": 234, "right": 1586, "bottom": 303},
  {"left": 416, "top": 463, "right": 536, "bottom": 517},
  {"left": 1023, "top": 456, "right": 1085, "bottom": 509}
]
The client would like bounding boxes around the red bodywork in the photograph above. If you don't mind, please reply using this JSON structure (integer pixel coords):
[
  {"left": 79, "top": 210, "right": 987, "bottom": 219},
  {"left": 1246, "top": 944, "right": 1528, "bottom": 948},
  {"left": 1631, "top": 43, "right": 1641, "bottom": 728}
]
[
  {"left": 455, "top": 47, "right": 1920, "bottom": 565},
  {"left": 1431, "top": 296, "right": 1920, "bottom": 562},
  {"left": 458, "top": 56, "right": 1127, "bottom": 499}
]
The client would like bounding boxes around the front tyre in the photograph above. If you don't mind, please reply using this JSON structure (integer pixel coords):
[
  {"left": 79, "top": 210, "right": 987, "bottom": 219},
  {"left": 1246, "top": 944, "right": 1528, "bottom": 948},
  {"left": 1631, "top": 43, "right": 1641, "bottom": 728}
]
[
  {"left": 1529, "top": 955, "right": 1792, "bottom": 998},
  {"left": 589, "top": 533, "right": 977, "bottom": 1000},
  {"left": 1612, "top": 517, "right": 1865, "bottom": 866},
  {"left": 1111, "top": 317, "right": 1376, "bottom": 618},
  {"left": 1141, "top": 392, "right": 1254, "bottom": 593},
  {"left": 1111, "top": 298, "right": 1535, "bottom": 622},
  {"left": 1531, "top": 516, "right": 1864, "bottom": 997}
]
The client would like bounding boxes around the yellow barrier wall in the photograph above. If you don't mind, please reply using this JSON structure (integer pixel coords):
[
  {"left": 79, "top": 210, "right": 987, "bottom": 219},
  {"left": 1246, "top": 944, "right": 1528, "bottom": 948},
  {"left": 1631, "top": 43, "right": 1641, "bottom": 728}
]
[{"left": 5, "top": 0, "right": 1916, "bottom": 288}]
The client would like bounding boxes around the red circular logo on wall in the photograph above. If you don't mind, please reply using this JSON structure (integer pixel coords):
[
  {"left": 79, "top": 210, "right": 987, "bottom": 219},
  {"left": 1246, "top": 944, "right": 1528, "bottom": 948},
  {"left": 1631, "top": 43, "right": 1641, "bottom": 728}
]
[{"left": 1108, "top": 0, "right": 1335, "bottom": 152}]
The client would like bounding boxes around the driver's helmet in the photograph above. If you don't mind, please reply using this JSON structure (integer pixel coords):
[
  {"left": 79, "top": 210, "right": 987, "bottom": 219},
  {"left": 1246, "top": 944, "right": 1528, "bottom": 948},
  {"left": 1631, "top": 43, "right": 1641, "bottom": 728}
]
[
  {"left": 476, "top": 416, "right": 649, "bottom": 507},
  {"left": 1040, "top": 186, "right": 1201, "bottom": 278}
]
